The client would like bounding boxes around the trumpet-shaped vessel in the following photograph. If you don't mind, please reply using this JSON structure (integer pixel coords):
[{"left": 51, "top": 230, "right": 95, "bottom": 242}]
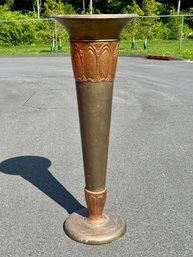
[{"left": 51, "top": 14, "right": 137, "bottom": 244}]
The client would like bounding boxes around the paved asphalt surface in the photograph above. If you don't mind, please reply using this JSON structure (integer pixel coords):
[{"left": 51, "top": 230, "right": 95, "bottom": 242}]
[{"left": 0, "top": 55, "right": 193, "bottom": 257}]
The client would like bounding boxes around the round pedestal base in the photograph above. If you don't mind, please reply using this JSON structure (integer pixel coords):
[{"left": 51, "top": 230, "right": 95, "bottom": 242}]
[{"left": 64, "top": 209, "right": 126, "bottom": 245}]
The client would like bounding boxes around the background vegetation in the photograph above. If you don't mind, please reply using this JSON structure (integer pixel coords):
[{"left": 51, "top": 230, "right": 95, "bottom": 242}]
[
  {"left": 0, "top": 0, "right": 192, "bottom": 15},
  {"left": 0, "top": 0, "right": 192, "bottom": 58}
]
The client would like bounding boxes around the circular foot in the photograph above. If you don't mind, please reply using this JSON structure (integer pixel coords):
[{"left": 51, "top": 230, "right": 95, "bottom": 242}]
[{"left": 64, "top": 209, "right": 126, "bottom": 245}]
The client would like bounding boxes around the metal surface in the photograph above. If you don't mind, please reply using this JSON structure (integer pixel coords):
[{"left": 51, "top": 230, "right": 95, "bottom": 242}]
[
  {"left": 85, "top": 188, "right": 107, "bottom": 224},
  {"left": 76, "top": 81, "right": 113, "bottom": 191},
  {"left": 72, "top": 40, "right": 118, "bottom": 192},
  {"left": 70, "top": 40, "right": 119, "bottom": 82},
  {"left": 51, "top": 14, "right": 138, "bottom": 40},
  {"left": 52, "top": 14, "right": 137, "bottom": 244},
  {"left": 64, "top": 209, "right": 126, "bottom": 245}
]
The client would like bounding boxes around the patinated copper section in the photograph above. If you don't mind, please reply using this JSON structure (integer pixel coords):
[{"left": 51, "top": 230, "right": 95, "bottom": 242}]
[
  {"left": 70, "top": 40, "right": 119, "bottom": 82},
  {"left": 85, "top": 188, "right": 107, "bottom": 224}
]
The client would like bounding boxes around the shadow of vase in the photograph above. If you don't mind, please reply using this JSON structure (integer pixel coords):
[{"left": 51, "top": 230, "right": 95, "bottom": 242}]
[{"left": 0, "top": 156, "right": 84, "bottom": 214}]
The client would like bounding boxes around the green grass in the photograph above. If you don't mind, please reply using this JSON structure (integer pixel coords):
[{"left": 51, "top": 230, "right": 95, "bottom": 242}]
[
  {"left": 0, "top": 44, "right": 70, "bottom": 55},
  {"left": 119, "top": 39, "right": 193, "bottom": 60},
  {"left": 0, "top": 39, "right": 192, "bottom": 60}
]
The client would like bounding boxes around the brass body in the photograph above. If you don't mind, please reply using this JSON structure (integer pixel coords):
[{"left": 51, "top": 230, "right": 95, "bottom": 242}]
[
  {"left": 52, "top": 14, "right": 137, "bottom": 244},
  {"left": 70, "top": 39, "right": 118, "bottom": 192},
  {"left": 52, "top": 14, "right": 137, "bottom": 40},
  {"left": 76, "top": 81, "right": 113, "bottom": 191}
]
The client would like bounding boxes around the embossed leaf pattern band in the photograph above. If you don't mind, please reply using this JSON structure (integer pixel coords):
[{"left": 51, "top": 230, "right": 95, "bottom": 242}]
[{"left": 70, "top": 41, "right": 119, "bottom": 82}]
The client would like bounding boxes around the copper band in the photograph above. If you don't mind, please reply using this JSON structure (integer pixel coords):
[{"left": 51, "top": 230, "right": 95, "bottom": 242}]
[
  {"left": 70, "top": 41, "right": 119, "bottom": 83},
  {"left": 85, "top": 188, "right": 107, "bottom": 224}
]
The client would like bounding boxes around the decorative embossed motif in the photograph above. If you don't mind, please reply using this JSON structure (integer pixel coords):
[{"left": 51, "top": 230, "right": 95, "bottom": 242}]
[{"left": 70, "top": 41, "right": 119, "bottom": 82}]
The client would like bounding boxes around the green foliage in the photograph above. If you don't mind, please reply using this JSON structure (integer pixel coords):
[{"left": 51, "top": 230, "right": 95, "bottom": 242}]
[
  {"left": 86, "top": 0, "right": 134, "bottom": 14},
  {"left": 164, "top": 8, "right": 181, "bottom": 40},
  {"left": 0, "top": 6, "right": 53, "bottom": 46},
  {"left": 156, "top": 2, "right": 168, "bottom": 15},
  {"left": 0, "top": 0, "right": 15, "bottom": 9},
  {"left": 42, "top": 0, "right": 76, "bottom": 16},
  {"left": 183, "top": 23, "right": 193, "bottom": 38},
  {"left": 142, "top": 0, "right": 157, "bottom": 16},
  {"left": 13, "top": 0, "right": 36, "bottom": 12},
  {"left": 0, "top": 0, "right": 193, "bottom": 15},
  {"left": 127, "top": 0, "right": 144, "bottom": 15},
  {"left": 122, "top": 0, "right": 144, "bottom": 39},
  {"left": 123, "top": 0, "right": 163, "bottom": 40},
  {"left": 0, "top": 19, "right": 55, "bottom": 46},
  {"left": 63, "top": 4, "right": 76, "bottom": 14},
  {"left": 0, "top": 1, "right": 193, "bottom": 47},
  {"left": 43, "top": 0, "right": 65, "bottom": 17}
]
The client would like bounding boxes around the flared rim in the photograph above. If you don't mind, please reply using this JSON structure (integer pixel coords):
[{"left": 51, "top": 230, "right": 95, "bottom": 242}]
[
  {"left": 51, "top": 13, "right": 138, "bottom": 40},
  {"left": 51, "top": 14, "right": 138, "bottom": 19}
]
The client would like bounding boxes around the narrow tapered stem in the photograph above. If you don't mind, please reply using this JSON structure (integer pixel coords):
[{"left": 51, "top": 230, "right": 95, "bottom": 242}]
[{"left": 76, "top": 82, "right": 113, "bottom": 192}]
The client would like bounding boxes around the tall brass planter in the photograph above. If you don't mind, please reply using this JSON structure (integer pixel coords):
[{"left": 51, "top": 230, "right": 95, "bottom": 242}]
[{"left": 52, "top": 14, "right": 137, "bottom": 244}]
